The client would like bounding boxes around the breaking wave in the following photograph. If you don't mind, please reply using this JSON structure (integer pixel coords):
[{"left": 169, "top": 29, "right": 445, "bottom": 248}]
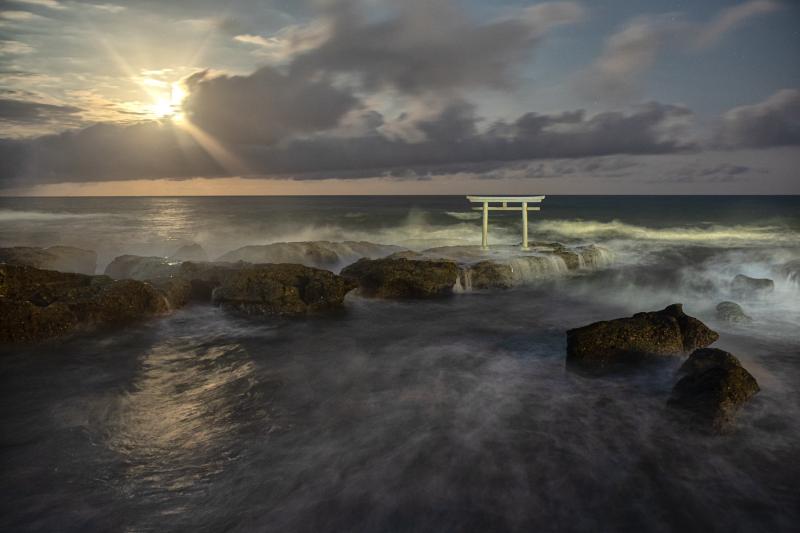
[
  {"left": 0, "top": 209, "right": 111, "bottom": 222},
  {"left": 531, "top": 219, "right": 797, "bottom": 245},
  {"left": 445, "top": 211, "right": 482, "bottom": 221}
]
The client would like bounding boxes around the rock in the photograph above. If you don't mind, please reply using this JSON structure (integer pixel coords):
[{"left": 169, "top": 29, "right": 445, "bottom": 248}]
[
  {"left": 104, "top": 254, "right": 177, "bottom": 280},
  {"left": 175, "top": 261, "right": 244, "bottom": 301},
  {"left": 669, "top": 348, "right": 760, "bottom": 431},
  {"left": 169, "top": 243, "right": 208, "bottom": 262},
  {"left": 211, "top": 263, "right": 355, "bottom": 316},
  {"left": 0, "top": 264, "right": 168, "bottom": 343},
  {"left": 566, "top": 304, "right": 719, "bottom": 373},
  {"left": 149, "top": 278, "right": 193, "bottom": 309},
  {"left": 0, "top": 246, "right": 97, "bottom": 275},
  {"left": 731, "top": 274, "right": 774, "bottom": 298},
  {"left": 553, "top": 249, "right": 581, "bottom": 270},
  {"left": 217, "top": 241, "right": 404, "bottom": 269},
  {"left": 716, "top": 301, "right": 752, "bottom": 323},
  {"left": 461, "top": 261, "right": 514, "bottom": 290},
  {"left": 340, "top": 257, "right": 460, "bottom": 299}
]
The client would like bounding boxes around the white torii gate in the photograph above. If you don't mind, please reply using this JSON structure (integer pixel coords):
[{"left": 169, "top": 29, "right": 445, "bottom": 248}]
[{"left": 466, "top": 195, "right": 545, "bottom": 250}]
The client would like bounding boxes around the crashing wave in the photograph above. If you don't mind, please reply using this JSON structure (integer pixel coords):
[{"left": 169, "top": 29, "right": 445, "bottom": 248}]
[{"left": 531, "top": 219, "right": 796, "bottom": 245}]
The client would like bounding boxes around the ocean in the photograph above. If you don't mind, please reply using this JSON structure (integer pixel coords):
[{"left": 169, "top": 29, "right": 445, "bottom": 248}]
[{"left": 1, "top": 195, "right": 799, "bottom": 532}]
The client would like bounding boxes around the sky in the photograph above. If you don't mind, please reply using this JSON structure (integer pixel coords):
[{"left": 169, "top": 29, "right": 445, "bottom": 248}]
[{"left": 0, "top": 0, "right": 798, "bottom": 195}]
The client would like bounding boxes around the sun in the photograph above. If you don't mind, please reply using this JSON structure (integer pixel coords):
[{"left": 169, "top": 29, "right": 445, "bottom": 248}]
[{"left": 150, "top": 82, "right": 187, "bottom": 121}]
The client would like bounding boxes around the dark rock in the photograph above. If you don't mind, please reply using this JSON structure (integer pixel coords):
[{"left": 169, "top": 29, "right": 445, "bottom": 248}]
[
  {"left": 169, "top": 243, "right": 208, "bottom": 262},
  {"left": 104, "top": 255, "right": 177, "bottom": 280},
  {"left": 0, "top": 246, "right": 97, "bottom": 275},
  {"left": 462, "top": 261, "right": 514, "bottom": 290},
  {"left": 211, "top": 263, "right": 355, "bottom": 316},
  {"left": 566, "top": 304, "right": 719, "bottom": 373},
  {"left": 149, "top": 278, "right": 193, "bottom": 309},
  {"left": 669, "top": 348, "right": 759, "bottom": 432},
  {"left": 0, "top": 264, "right": 168, "bottom": 343},
  {"left": 731, "top": 274, "right": 774, "bottom": 298},
  {"left": 340, "top": 257, "right": 460, "bottom": 299},
  {"left": 175, "top": 261, "right": 243, "bottom": 301},
  {"left": 716, "top": 301, "right": 752, "bottom": 323}
]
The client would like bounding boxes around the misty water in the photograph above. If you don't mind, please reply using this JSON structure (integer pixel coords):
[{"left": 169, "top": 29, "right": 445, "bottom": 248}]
[{"left": 1, "top": 196, "right": 799, "bottom": 532}]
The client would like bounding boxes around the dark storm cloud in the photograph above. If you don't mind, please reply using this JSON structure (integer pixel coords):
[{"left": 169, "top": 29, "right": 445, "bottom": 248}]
[
  {"left": 290, "top": 0, "right": 584, "bottom": 93},
  {"left": 0, "top": 100, "right": 696, "bottom": 186},
  {"left": 715, "top": 89, "right": 800, "bottom": 148},
  {"left": 183, "top": 67, "right": 360, "bottom": 145},
  {"left": 0, "top": 98, "right": 80, "bottom": 124}
]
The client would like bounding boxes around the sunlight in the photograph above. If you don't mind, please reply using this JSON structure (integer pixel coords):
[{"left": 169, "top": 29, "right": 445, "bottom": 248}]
[{"left": 150, "top": 82, "right": 187, "bottom": 121}]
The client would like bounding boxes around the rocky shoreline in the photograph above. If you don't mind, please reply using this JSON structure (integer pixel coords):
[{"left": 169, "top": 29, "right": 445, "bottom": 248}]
[
  {"left": 0, "top": 241, "right": 614, "bottom": 341},
  {"left": 0, "top": 240, "right": 780, "bottom": 432}
]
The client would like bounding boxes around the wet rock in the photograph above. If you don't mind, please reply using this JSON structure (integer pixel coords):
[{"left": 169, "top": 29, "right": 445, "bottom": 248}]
[
  {"left": 731, "top": 274, "right": 774, "bottom": 298},
  {"left": 566, "top": 304, "right": 719, "bottom": 373},
  {"left": 553, "top": 250, "right": 581, "bottom": 270},
  {"left": 341, "top": 257, "right": 460, "bottom": 299},
  {"left": 169, "top": 243, "right": 208, "bottom": 262},
  {"left": 0, "top": 245, "right": 97, "bottom": 275},
  {"left": 217, "top": 241, "right": 404, "bottom": 269},
  {"left": 716, "top": 301, "right": 752, "bottom": 323},
  {"left": 175, "top": 261, "right": 244, "bottom": 301},
  {"left": 0, "top": 264, "right": 168, "bottom": 343},
  {"left": 669, "top": 348, "right": 759, "bottom": 432},
  {"left": 149, "top": 278, "right": 193, "bottom": 309},
  {"left": 104, "top": 255, "right": 177, "bottom": 281},
  {"left": 211, "top": 263, "right": 355, "bottom": 316},
  {"left": 463, "top": 261, "right": 514, "bottom": 290}
]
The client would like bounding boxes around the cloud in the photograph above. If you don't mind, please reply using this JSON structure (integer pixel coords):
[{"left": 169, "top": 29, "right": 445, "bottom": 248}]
[
  {"left": 694, "top": 0, "right": 782, "bottom": 48},
  {"left": 0, "top": 40, "right": 34, "bottom": 55},
  {"left": 8, "top": 0, "right": 66, "bottom": 11},
  {"left": 233, "top": 22, "right": 329, "bottom": 63},
  {"left": 575, "top": 1, "right": 783, "bottom": 104},
  {"left": 182, "top": 66, "right": 361, "bottom": 145},
  {"left": 715, "top": 89, "right": 800, "bottom": 148},
  {"left": 0, "top": 99, "right": 697, "bottom": 186},
  {"left": 289, "top": 0, "right": 584, "bottom": 94},
  {"left": 574, "top": 14, "right": 684, "bottom": 104},
  {"left": 0, "top": 10, "right": 44, "bottom": 21},
  {"left": 0, "top": 98, "right": 81, "bottom": 125}
]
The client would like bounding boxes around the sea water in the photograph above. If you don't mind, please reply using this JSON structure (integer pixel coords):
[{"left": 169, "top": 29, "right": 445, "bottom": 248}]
[{"left": 1, "top": 196, "right": 798, "bottom": 532}]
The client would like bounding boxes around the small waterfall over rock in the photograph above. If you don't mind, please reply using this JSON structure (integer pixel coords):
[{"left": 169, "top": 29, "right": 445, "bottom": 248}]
[
  {"left": 453, "top": 268, "right": 474, "bottom": 293},
  {"left": 508, "top": 255, "right": 569, "bottom": 283}
]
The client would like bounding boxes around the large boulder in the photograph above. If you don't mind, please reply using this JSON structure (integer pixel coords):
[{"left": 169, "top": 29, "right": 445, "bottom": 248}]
[
  {"left": 217, "top": 241, "right": 404, "bottom": 269},
  {"left": 169, "top": 243, "right": 208, "bottom": 262},
  {"left": 0, "top": 264, "right": 168, "bottom": 343},
  {"left": 340, "top": 257, "right": 460, "bottom": 299},
  {"left": 668, "top": 348, "right": 760, "bottom": 432},
  {"left": 211, "top": 264, "right": 355, "bottom": 316},
  {"left": 716, "top": 301, "right": 752, "bottom": 323},
  {"left": 566, "top": 304, "right": 719, "bottom": 373},
  {"left": 104, "top": 255, "right": 177, "bottom": 280},
  {"left": 731, "top": 274, "right": 774, "bottom": 298},
  {"left": 0, "top": 246, "right": 97, "bottom": 275}
]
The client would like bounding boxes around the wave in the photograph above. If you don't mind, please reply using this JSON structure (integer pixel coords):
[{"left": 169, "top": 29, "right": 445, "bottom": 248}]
[
  {"left": 0, "top": 209, "right": 110, "bottom": 222},
  {"left": 530, "top": 219, "right": 798, "bottom": 245},
  {"left": 445, "top": 211, "right": 482, "bottom": 221}
]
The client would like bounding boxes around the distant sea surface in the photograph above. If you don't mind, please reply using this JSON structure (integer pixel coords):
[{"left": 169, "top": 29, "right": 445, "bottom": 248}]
[{"left": 1, "top": 196, "right": 799, "bottom": 532}]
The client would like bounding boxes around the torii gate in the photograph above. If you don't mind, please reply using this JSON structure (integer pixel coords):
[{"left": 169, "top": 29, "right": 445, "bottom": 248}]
[{"left": 466, "top": 195, "right": 545, "bottom": 250}]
